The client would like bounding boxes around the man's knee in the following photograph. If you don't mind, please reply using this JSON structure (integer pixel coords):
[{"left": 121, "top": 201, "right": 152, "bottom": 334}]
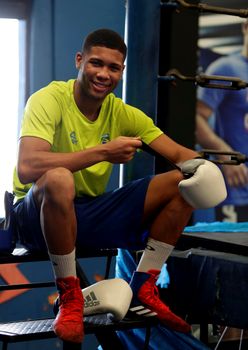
[
  {"left": 34, "top": 167, "right": 75, "bottom": 204},
  {"left": 144, "top": 170, "right": 183, "bottom": 216},
  {"left": 148, "top": 170, "right": 183, "bottom": 197}
]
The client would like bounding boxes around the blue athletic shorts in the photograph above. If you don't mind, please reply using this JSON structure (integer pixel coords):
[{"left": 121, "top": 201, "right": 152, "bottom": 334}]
[{"left": 13, "top": 176, "right": 153, "bottom": 252}]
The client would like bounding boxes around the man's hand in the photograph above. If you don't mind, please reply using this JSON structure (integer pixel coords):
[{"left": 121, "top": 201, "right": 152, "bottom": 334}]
[
  {"left": 103, "top": 136, "right": 142, "bottom": 164},
  {"left": 222, "top": 164, "right": 248, "bottom": 187}
]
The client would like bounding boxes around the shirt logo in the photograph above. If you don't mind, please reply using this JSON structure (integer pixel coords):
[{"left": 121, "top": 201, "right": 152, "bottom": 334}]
[
  {"left": 101, "top": 133, "right": 110, "bottom": 144},
  {"left": 70, "top": 131, "right": 78, "bottom": 144}
]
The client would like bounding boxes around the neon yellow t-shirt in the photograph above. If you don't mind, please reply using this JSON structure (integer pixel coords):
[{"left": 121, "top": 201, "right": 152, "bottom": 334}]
[{"left": 13, "top": 79, "right": 163, "bottom": 200}]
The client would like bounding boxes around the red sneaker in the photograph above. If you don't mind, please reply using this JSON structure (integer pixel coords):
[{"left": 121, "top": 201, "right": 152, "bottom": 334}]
[
  {"left": 53, "top": 276, "right": 84, "bottom": 343},
  {"left": 130, "top": 269, "right": 191, "bottom": 333}
]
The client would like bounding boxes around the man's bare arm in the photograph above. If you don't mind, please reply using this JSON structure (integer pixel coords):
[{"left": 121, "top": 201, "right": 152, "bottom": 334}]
[
  {"left": 196, "top": 100, "right": 232, "bottom": 151},
  {"left": 196, "top": 100, "right": 248, "bottom": 187},
  {"left": 148, "top": 134, "right": 198, "bottom": 166},
  {"left": 17, "top": 136, "right": 142, "bottom": 184}
]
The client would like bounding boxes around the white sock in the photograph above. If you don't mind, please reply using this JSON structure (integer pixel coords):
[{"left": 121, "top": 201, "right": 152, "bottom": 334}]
[
  {"left": 49, "top": 248, "right": 77, "bottom": 279},
  {"left": 136, "top": 238, "right": 174, "bottom": 273}
]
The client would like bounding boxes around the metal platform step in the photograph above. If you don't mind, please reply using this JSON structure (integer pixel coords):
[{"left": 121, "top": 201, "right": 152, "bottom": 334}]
[{"left": 0, "top": 313, "right": 159, "bottom": 343}]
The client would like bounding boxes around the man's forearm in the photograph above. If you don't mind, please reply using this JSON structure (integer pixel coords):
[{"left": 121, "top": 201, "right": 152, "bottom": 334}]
[{"left": 17, "top": 144, "right": 106, "bottom": 184}]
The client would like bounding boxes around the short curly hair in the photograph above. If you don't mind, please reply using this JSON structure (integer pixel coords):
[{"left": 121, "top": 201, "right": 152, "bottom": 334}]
[{"left": 82, "top": 28, "right": 127, "bottom": 60}]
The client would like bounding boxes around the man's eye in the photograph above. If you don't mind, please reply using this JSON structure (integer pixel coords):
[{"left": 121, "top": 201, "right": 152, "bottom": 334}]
[
  {"left": 91, "top": 61, "right": 101, "bottom": 66},
  {"left": 110, "top": 66, "right": 120, "bottom": 72}
]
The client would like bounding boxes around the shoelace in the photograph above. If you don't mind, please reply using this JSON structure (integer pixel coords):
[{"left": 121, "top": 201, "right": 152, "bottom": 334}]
[
  {"left": 59, "top": 288, "right": 83, "bottom": 314},
  {"left": 139, "top": 275, "right": 170, "bottom": 310},
  {"left": 141, "top": 275, "right": 157, "bottom": 297}
]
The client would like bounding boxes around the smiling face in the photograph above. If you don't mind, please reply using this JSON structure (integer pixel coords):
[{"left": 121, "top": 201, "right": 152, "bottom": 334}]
[{"left": 75, "top": 46, "right": 125, "bottom": 102}]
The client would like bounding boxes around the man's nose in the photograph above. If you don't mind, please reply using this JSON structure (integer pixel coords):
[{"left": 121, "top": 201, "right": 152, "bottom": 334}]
[{"left": 97, "top": 66, "right": 110, "bottom": 79}]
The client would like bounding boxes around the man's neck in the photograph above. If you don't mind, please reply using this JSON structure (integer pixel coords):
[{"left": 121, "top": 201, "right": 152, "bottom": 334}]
[
  {"left": 77, "top": 101, "right": 101, "bottom": 121},
  {"left": 74, "top": 81, "right": 102, "bottom": 121}
]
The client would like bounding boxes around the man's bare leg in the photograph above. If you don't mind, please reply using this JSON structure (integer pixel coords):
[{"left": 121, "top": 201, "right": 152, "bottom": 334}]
[
  {"left": 143, "top": 170, "right": 193, "bottom": 243},
  {"left": 33, "top": 167, "right": 84, "bottom": 343},
  {"left": 33, "top": 167, "right": 77, "bottom": 254},
  {"left": 130, "top": 170, "right": 193, "bottom": 333}
]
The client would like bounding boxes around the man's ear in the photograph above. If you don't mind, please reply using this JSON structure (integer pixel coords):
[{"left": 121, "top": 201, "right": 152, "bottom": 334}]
[
  {"left": 75, "top": 52, "right": 84, "bottom": 70},
  {"left": 120, "top": 64, "right": 125, "bottom": 78}
]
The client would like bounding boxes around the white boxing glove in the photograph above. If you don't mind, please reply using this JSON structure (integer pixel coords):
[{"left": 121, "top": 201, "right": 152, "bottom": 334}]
[{"left": 178, "top": 158, "right": 227, "bottom": 209}]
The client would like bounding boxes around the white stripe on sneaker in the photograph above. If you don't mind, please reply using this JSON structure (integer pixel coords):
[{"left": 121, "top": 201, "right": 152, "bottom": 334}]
[
  {"left": 136, "top": 308, "right": 153, "bottom": 315},
  {"left": 144, "top": 312, "right": 157, "bottom": 317},
  {"left": 129, "top": 305, "right": 145, "bottom": 312},
  {"left": 129, "top": 305, "right": 158, "bottom": 317}
]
